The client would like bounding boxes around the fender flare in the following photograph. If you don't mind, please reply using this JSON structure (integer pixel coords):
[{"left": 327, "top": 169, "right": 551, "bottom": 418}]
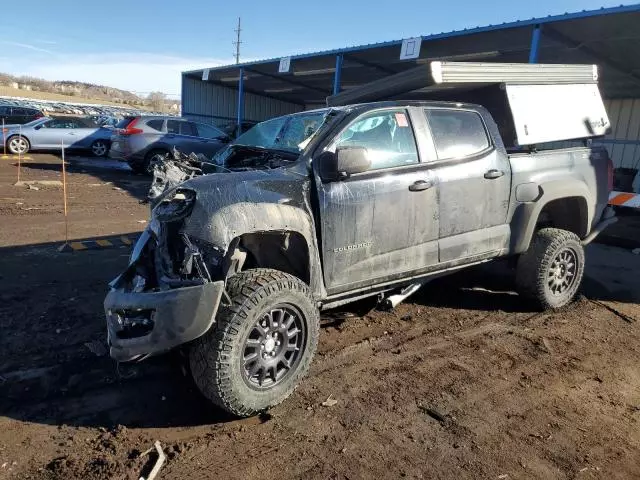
[
  {"left": 183, "top": 202, "right": 326, "bottom": 299},
  {"left": 510, "top": 179, "right": 592, "bottom": 254}
]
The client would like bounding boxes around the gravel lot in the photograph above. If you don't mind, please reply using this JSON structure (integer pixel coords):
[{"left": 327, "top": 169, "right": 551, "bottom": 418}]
[{"left": 0, "top": 153, "right": 639, "bottom": 480}]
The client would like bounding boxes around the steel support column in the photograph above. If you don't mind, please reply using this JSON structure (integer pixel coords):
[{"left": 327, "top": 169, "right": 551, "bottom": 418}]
[
  {"left": 333, "top": 54, "right": 343, "bottom": 95},
  {"left": 236, "top": 67, "right": 244, "bottom": 137},
  {"left": 528, "top": 25, "right": 542, "bottom": 63}
]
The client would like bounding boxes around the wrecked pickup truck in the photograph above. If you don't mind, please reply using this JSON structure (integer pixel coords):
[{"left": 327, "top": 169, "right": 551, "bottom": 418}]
[{"left": 105, "top": 62, "right": 617, "bottom": 417}]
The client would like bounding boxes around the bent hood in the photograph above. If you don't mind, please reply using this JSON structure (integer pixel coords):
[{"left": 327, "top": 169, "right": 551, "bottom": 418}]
[{"left": 176, "top": 166, "right": 313, "bottom": 248}]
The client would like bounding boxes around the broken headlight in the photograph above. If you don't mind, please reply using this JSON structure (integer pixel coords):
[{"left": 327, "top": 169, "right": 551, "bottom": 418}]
[{"left": 153, "top": 188, "right": 196, "bottom": 222}]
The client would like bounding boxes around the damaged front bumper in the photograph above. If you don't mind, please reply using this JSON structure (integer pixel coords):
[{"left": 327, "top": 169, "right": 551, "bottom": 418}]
[
  {"left": 104, "top": 223, "right": 225, "bottom": 362},
  {"left": 105, "top": 280, "right": 224, "bottom": 362}
]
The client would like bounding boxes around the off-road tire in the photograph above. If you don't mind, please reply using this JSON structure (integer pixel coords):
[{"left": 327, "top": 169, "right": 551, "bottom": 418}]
[
  {"left": 516, "top": 228, "right": 585, "bottom": 310},
  {"left": 189, "top": 269, "right": 320, "bottom": 417}
]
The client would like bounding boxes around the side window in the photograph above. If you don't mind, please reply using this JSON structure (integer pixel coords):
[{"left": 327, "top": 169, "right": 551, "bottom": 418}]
[
  {"left": 166, "top": 120, "right": 180, "bottom": 134},
  {"left": 425, "top": 109, "right": 490, "bottom": 159},
  {"left": 195, "top": 123, "right": 225, "bottom": 139},
  {"left": 180, "top": 122, "right": 198, "bottom": 137},
  {"left": 335, "top": 109, "right": 419, "bottom": 171},
  {"left": 46, "top": 119, "right": 75, "bottom": 129},
  {"left": 146, "top": 119, "right": 164, "bottom": 132},
  {"left": 0, "top": 106, "right": 8, "bottom": 115}
]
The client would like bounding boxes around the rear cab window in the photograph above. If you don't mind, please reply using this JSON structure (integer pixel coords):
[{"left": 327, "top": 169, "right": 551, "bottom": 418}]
[
  {"left": 334, "top": 108, "right": 419, "bottom": 171},
  {"left": 424, "top": 109, "right": 491, "bottom": 159}
]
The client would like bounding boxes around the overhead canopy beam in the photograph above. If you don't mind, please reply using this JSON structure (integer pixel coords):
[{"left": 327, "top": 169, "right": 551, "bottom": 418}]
[
  {"left": 543, "top": 26, "right": 640, "bottom": 86},
  {"left": 343, "top": 54, "right": 398, "bottom": 75},
  {"left": 244, "top": 67, "right": 332, "bottom": 95}
]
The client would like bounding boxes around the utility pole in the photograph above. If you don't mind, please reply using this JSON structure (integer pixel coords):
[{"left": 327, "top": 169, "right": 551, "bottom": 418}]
[{"left": 233, "top": 17, "right": 242, "bottom": 64}]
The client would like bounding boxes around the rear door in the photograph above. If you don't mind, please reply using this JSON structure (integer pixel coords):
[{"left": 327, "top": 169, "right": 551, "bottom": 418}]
[
  {"left": 316, "top": 107, "right": 440, "bottom": 295},
  {"left": 68, "top": 118, "right": 100, "bottom": 147},
  {"left": 423, "top": 107, "right": 511, "bottom": 262},
  {"left": 165, "top": 119, "right": 199, "bottom": 155}
]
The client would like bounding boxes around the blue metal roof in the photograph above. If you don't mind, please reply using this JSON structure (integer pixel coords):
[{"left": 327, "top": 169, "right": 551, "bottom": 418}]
[{"left": 184, "top": 3, "right": 640, "bottom": 74}]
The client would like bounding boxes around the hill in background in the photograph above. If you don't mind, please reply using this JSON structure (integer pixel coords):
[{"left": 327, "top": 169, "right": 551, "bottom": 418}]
[{"left": 0, "top": 73, "right": 180, "bottom": 112}]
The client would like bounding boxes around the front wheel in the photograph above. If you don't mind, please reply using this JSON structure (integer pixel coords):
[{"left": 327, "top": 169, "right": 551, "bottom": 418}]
[
  {"left": 189, "top": 269, "right": 320, "bottom": 417},
  {"left": 516, "top": 228, "right": 585, "bottom": 310},
  {"left": 7, "top": 135, "right": 30, "bottom": 155}
]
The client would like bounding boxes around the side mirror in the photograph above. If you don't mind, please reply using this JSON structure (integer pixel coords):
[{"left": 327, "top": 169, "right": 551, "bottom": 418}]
[
  {"left": 217, "top": 135, "right": 231, "bottom": 143},
  {"left": 318, "top": 147, "right": 371, "bottom": 181},
  {"left": 34, "top": 124, "right": 43, "bottom": 130},
  {"left": 336, "top": 146, "right": 370, "bottom": 177}
]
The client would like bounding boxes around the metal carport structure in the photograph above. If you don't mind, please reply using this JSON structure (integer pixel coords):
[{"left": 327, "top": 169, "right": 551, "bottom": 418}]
[{"left": 182, "top": 4, "right": 640, "bottom": 190}]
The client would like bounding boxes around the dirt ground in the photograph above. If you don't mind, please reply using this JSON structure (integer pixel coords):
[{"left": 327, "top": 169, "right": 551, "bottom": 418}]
[{"left": 1, "top": 154, "right": 639, "bottom": 480}]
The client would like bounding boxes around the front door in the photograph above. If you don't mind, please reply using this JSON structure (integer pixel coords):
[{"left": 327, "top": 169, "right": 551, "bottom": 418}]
[
  {"left": 423, "top": 107, "right": 512, "bottom": 262},
  {"left": 316, "top": 108, "right": 439, "bottom": 295}
]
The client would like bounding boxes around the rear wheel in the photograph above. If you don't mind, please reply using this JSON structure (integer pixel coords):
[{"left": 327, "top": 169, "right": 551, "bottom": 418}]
[
  {"left": 516, "top": 228, "right": 585, "bottom": 310},
  {"left": 91, "top": 140, "right": 109, "bottom": 157},
  {"left": 129, "top": 149, "right": 169, "bottom": 174},
  {"left": 189, "top": 269, "right": 320, "bottom": 417},
  {"left": 7, "top": 135, "right": 29, "bottom": 155}
]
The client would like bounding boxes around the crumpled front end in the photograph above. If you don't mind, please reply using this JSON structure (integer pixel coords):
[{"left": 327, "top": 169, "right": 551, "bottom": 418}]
[{"left": 105, "top": 188, "right": 227, "bottom": 362}]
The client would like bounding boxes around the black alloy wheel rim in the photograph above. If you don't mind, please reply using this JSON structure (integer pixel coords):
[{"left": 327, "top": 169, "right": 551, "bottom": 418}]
[
  {"left": 241, "top": 305, "right": 306, "bottom": 390},
  {"left": 547, "top": 247, "right": 578, "bottom": 295}
]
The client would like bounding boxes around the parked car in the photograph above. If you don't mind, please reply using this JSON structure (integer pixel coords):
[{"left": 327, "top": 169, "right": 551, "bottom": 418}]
[
  {"left": 109, "top": 116, "right": 230, "bottom": 173},
  {"left": 3, "top": 117, "right": 112, "bottom": 156},
  {"left": 105, "top": 98, "right": 615, "bottom": 417},
  {"left": 0, "top": 106, "right": 44, "bottom": 125}
]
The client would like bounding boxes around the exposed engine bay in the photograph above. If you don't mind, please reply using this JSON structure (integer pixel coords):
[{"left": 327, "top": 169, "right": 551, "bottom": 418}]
[{"left": 147, "top": 146, "right": 300, "bottom": 205}]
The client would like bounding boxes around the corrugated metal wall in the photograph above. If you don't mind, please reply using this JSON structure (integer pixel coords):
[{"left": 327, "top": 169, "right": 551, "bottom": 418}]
[
  {"left": 181, "top": 77, "right": 302, "bottom": 127},
  {"left": 604, "top": 98, "right": 640, "bottom": 170}
]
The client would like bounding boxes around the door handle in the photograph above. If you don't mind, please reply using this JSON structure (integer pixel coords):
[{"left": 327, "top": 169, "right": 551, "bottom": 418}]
[
  {"left": 484, "top": 169, "right": 504, "bottom": 179},
  {"left": 408, "top": 180, "right": 433, "bottom": 192}
]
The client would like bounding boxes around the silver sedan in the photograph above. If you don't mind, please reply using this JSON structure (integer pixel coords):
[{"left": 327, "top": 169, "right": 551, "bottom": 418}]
[{"left": 3, "top": 117, "right": 113, "bottom": 156}]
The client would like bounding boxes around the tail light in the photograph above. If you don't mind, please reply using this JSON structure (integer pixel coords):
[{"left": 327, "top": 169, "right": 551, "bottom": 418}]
[
  {"left": 34, "top": 112, "right": 44, "bottom": 119},
  {"left": 607, "top": 156, "right": 614, "bottom": 192},
  {"left": 119, "top": 118, "right": 143, "bottom": 135}
]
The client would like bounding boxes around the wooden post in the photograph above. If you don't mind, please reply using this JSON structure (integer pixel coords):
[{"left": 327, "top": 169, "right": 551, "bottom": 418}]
[
  {"left": 61, "top": 139, "right": 69, "bottom": 244},
  {"left": 17, "top": 124, "right": 21, "bottom": 183}
]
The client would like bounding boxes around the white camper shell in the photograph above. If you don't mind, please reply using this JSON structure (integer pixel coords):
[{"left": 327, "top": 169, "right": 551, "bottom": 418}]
[{"left": 326, "top": 62, "right": 610, "bottom": 147}]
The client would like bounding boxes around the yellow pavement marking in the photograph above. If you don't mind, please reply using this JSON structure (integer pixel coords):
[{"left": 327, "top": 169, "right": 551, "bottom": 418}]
[
  {"left": 96, "top": 239, "right": 113, "bottom": 247},
  {"left": 1, "top": 155, "right": 32, "bottom": 160},
  {"left": 69, "top": 241, "right": 88, "bottom": 251}
]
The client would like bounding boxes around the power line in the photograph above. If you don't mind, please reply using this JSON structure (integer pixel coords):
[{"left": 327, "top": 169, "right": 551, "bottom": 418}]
[{"left": 233, "top": 17, "right": 242, "bottom": 64}]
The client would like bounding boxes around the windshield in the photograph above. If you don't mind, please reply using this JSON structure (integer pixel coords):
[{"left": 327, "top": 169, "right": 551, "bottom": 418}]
[{"left": 231, "top": 110, "right": 330, "bottom": 153}]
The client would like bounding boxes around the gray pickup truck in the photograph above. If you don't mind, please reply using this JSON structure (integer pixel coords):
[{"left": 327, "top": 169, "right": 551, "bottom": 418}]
[{"left": 105, "top": 97, "right": 615, "bottom": 417}]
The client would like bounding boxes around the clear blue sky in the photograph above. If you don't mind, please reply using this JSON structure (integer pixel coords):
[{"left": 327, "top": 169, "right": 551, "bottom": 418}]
[{"left": 0, "top": 0, "right": 631, "bottom": 96}]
